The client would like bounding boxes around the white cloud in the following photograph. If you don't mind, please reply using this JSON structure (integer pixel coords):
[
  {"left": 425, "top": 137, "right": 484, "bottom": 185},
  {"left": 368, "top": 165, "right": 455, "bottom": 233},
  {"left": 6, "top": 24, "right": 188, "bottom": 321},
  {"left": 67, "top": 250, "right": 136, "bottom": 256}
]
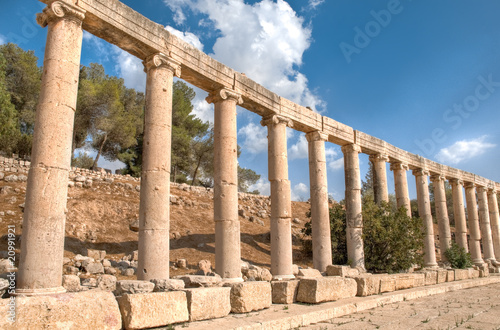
[
  {"left": 325, "top": 147, "right": 344, "bottom": 171},
  {"left": 291, "top": 182, "right": 309, "bottom": 201},
  {"left": 435, "top": 136, "right": 496, "bottom": 165},
  {"left": 83, "top": 31, "right": 111, "bottom": 62},
  {"left": 192, "top": 99, "right": 213, "bottom": 124},
  {"left": 165, "top": 26, "right": 204, "bottom": 51},
  {"left": 0, "top": 34, "right": 5, "bottom": 45},
  {"left": 288, "top": 134, "right": 308, "bottom": 160},
  {"left": 167, "top": 0, "right": 325, "bottom": 112},
  {"left": 163, "top": 0, "right": 190, "bottom": 25},
  {"left": 248, "top": 177, "right": 270, "bottom": 196},
  {"left": 308, "top": 0, "right": 325, "bottom": 10},
  {"left": 112, "top": 46, "right": 146, "bottom": 92},
  {"left": 238, "top": 122, "right": 268, "bottom": 155}
]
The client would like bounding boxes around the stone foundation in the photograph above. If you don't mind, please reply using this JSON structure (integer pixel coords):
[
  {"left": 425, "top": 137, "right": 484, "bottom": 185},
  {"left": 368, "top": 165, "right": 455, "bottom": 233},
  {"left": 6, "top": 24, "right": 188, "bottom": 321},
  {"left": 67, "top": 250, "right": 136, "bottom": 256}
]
[
  {"left": 185, "top": 287, "right": 231, "bottom": 321},
  {"left": 227, "top": 281, "right": 272, "bottom": 313},
  {"left": 271, "top": 280, "right": 299, "bottom": 304},
  {"left": 296, "top": 277, "right": 357, "bottom": 303}
]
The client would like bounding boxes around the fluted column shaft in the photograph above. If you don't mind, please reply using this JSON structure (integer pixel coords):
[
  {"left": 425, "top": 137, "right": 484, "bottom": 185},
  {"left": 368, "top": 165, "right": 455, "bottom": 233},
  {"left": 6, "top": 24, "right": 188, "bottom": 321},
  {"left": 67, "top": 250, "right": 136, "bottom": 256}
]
[
  {"left": 450, "top": 179, "right": 468, "bottom": 252},
  {"left": 261, "top": 115, "right": 294, "bottom": 279},
  {"left": 137, "top": 54, "right": 180, "bottom": 281},
  {"left": 207, "top": 88, "right": 243, "bottom": 282},
  {"left": 369, "top": 154, "right": 389, "bottom": 204},
  {"left": 430, "top": 175, "right": 451, "bottom": 261},
  {"left": 342, "top": 144, "right": 365, "bottom": 270},
  {"left": 17, "top": 2, "right": 85, "bottom": 295},
  {"left": 477, "top": 187, "right": 496, "bottom": 262},
  {"left": 391, "top": 162, "right": 411, "bottom": 217},
  {"left": 465, "top": 183, "right": 484, "bottom": 265},
  {"left": 413, "top": 169, "right": 438, "bottom": 267},
  {"left": 306, "top": 131, "right": 332, "bottom": 272},
  {"left": 488, "top": 189, "right": 500, "bottom": 261}
]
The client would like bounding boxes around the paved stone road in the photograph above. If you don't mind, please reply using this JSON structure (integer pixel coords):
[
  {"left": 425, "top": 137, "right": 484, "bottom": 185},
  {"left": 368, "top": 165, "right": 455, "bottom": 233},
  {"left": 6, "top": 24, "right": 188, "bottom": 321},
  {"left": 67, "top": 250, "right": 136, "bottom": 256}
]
[{"left": 304, "top": 283, "right": 500, "bottom": 330}]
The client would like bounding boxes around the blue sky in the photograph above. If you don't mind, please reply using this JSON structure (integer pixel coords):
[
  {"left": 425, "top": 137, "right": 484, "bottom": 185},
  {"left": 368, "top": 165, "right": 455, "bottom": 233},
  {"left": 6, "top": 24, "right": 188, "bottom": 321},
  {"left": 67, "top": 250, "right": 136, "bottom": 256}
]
[{"left": 2, "top": 0, "right": 500, "bottom": 201}]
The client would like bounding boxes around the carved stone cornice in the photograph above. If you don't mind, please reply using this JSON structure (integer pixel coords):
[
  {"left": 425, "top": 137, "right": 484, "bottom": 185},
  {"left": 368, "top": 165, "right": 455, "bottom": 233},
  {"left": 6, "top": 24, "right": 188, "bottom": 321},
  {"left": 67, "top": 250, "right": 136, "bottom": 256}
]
[
  {"left": 412, "top": 169, "right": 429, "bottom": 177},
  {"left": 260, "top": 115, "right": 293, "bottom": 128},
  {"left": 449, "top": 178, "right": 464, "bottom": 186},
  {"left": 305, "top": 131, "right": 328, "bottom": 142},
  {"left": 143, "top": 53, "right": 181, "bottom": 77},
  {"left": 429, "top": 174, "right": 446, "bottom": 183},
  {"left": 390, "top": 162, "right": 409, "bottom": 172},
  {"left": 205, "top": 88, "right": 243, "bottom": 105},
  {"left": 37, "top": 1, "right": 86, "bottom": 28},
  {"left": 341, "top": 144, "right": 361, "bottom": 154},
  {"left": 369, "top": 153, "right": 389, "bottom": 163}
]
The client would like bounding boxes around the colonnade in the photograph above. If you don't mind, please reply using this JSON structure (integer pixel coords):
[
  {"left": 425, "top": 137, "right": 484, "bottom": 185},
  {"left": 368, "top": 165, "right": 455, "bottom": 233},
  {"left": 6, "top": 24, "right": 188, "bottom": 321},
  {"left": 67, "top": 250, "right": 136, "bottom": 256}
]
[{"left": 16, "top": 1, "right": 500, "bottom": 295}]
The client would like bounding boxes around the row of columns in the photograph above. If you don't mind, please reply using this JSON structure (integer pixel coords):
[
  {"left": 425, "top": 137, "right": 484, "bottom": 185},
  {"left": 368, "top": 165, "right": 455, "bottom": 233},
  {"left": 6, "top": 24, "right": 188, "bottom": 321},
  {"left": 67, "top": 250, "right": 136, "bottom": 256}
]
[{"left": 16, "top": 1, "right": 500, "bottom": 296}]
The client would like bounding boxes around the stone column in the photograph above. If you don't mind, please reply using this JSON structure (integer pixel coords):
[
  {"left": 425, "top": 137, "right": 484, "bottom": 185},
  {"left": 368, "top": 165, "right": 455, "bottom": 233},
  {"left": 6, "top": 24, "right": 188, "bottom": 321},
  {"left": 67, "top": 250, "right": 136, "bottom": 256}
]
[
  {"left": 390, "top": 162, "right": 411, "bottom": 217},
  {"left": 261, "top": 115, "right": 294, "bottom": 279},
  {"left": 465, "top": 183, "right": 484, "bottom": 265},
  {"left": 207, "top": 88, "right": 243, "bottom": 282},
  {"left": 450, "top": 179, "right": 468, "bottom": 252},
  {"left": 17, "top": 2, "right": 85, "bottom": 296},
  {"left": 306, "top": 131, "right": 332, "bottom": 272},
  {"left": 341, "top": 144, "right": 365, "bottom": 270},
  {"left": 369, "top": 154, "right": 389, "bottom": 204},
  {"left": 430, "top": 175, "right": 452, "bottom": 261},
  {"left": 488, "top": 189, "right": 500, "bottom": 261},
  {"left": 413, "top": 169, "right": 438, "bottom": 268},
  {"left": 137, "top": 54, "right": 180, "bottom": 281},
  {"left": 477, "top": 186, "right": 496, "bottom": 262}
]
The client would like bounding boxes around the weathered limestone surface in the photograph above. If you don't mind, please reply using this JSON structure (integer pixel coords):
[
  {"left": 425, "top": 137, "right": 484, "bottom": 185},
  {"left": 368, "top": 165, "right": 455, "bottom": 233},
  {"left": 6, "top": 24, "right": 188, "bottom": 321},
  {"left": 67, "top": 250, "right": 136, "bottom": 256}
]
[
  {"left": 207, "top": 88, "right": 243, "bottom": 282},
  {"left": 296, "top": 277, "right": 357, "bottom": 303},
  {"left": 17, "top": 0, "right": 86, "bottom": 295},
  {"left": 0, "top": 291, "right": 121, "bottom": 329},
  {"left": 477, "top": 187, "right": 496, "bottom": 262},
  {"left": 326, "top": 265, "right": 360, "bottom": 277},
  {"left": 306, "top": 131, "right": 332, "bottom": 272},
  {"left": 436, "top": 269, "right": 448, "bottom": 284},
  {"left": 297, "top": 268, "right": 323, "bottom": 278},
  {"left": 262, "top": 115, "right": 294, "bottom": 279},
  {"left": 115, "top": 280, "right": 154, "bottom": 296},
  {"left": 369, "top": 154, "right": 389, "bottom": 203},
  {"left": 430, "top": 175, "right": 452, "bottom": 261},
  {"left": 185, "top": 287, "right": 231, "bottom": 321},
  {"left": 454, "top": 269, "right": 469, "bottom": 281},
  {"left": 379, "top": 276, "right": 396, "bottom": 293},
  {"left": 413, "top": 169, "right": 438, "bottom": 267},
  {"left": 465, "top": 183, "right": 485, "bottom": 265},
  {"left": 118, "top": 291, "right": 189, "bottom": 329},
  {"left": 348, "top": 274, "right": 381, "bottom": 297},
  {"left": 419, "top": 270, "right": 438, "bottom": 286},
  {"left": 138, "top": 53, "right": 180, "bottom": 281},
  {"left": 391, "top": 162, "right": 411, "bottom": 217},
  {"left": 175, "top": 275, "right": 223, "bottom": 288},
  {"left": 342, "top": 144, "right": 365, "bottom": 270},
  {"left": 450, "top": 179, "right": 468, "bottom": 251},
  {"left": 271, "top": 280, "right": 299, "bottom": 304},
  {"left": 227, "top": 281, "right": 272, "bottom": 313}
]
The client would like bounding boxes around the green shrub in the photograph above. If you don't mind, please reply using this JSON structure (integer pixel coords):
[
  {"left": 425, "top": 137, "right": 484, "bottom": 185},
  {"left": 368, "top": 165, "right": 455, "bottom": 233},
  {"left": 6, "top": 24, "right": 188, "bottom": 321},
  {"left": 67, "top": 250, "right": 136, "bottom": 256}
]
[{"left": 444, "top": 242, "right": 473, "bottom": 269}]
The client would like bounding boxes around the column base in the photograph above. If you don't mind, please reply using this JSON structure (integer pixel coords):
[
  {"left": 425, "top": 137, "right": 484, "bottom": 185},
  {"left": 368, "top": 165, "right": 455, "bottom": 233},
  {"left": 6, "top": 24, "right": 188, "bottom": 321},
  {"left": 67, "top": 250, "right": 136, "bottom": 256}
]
[
  {"left": 14, "top": 286, "right": 66, "bottom": 296},
  {"left": 221, "top": 277, "right": 244, "bottom": 284},
  {"left": 473, "top": 259, "right": 485, "bottom": 266},
  {"left": 272, "top": 274, "right": 295, "bottom": 281},
  {"left": 423, "top": 264, "right": 439, "bottom": 269}
]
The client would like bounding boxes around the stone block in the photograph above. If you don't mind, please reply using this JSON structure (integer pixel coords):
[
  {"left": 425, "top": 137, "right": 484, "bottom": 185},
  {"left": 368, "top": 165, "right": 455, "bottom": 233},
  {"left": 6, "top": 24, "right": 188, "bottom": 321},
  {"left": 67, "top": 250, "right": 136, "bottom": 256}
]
[
  {"left": 379, "top": 276, "right": 396, "bottom": 293},
  {"left": 454, "top": 269, "right": 469, "bottom": 281},
  {"left": 175, "top": 275, "right": 222, "bottom": 288},
  {"left": 185, "top": 287, "right": 231, "bottom": 321},
  {"left": 62, "top": 274, "right": 81, "bottom": 292},
  {"left": 412, "top": 273, "right": 426, "bottom": 287},
  {"left": 420, "top": 271, "right": 437, "bottom": 286},
  {"left": 271, "top": 280, "right": 299, "bottom": 304},
  {"left": 436, "top": 269, "right": 448, "bottom": 284},
  {"left": 447, "top": 270, "right": 455, "bottom": 282},
  {"left": 227, "top": 281, "right": 272, "bottom": 313},
  {"left": 98, "top": 275, "right": 117, "bottom": 291},
  {"left": 118, "top": 292, "right": 189, "bottom": 329},
  {"left": 87, "top": 249, "right": 106, "bottom": 261},
  {"left": 296, "top": 277, "right": 357, "bottom": 304},
  {"left": 297, "top": 268, "right": 323, "bottom": 278},
  {"left": 0, "top": 291, "right": 121, "bottom": 329},
  {"left": 115, "top": 280, "right": 154, "bottom": 296},
  {"left": 151, "top": 279, "right": 185, "bottom": 292},
  {"left": 393, "top": 275, "right": 414, "bottom": 290},
  {"left": 348, "top": 274, "right": 380, "bottom": 297},
  {"left": 469, "top": 268, "right": 480, "bottom": 279},
  {"left": 326, "top": 265, "right": 360, "bottom": 277}
]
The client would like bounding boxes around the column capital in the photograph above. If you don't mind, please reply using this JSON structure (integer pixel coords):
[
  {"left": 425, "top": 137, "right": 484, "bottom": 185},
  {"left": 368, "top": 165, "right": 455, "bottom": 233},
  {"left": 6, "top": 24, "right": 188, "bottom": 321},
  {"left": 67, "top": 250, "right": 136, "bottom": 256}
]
[
  {"left": 477, "top": 186, "right": 487, "bottom": 194},
  {"left": 390, "top": 162, "right": 408, "bottom": 172},
  {"left": 369, "top": 153, "right": 389, "bottom": 163},
  {"left": 464, "top": 182, "right": 476, "bottom": 189},
  {"left": 412, "top": 168, "right": 429, "bottom": 177},
  {"left": 305, "top": 131, "right": 328, "bottom": 142},
  {"left": 37, "top": 1, "right": 86, "bottom": 28},
  {"left": 206, "top": 88, "right": 243, "bottom": 105},
  {"left": 260, "top": 114, "right": 293, "bottom": 128},
  {"left": 143, "top": 53, "right": 181, "bottom": 77},
  {"left": 341, "top": 143, "right": 361, "bottom": 154},
  {"left": 429, "top": 174, "right": 446, "bottom": 183},
  {"left": 448, "top": 178, "right": 464, "bottom": 185},
  {"left": 488, "top": 187, "right": 497, "bottom": 195}
]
